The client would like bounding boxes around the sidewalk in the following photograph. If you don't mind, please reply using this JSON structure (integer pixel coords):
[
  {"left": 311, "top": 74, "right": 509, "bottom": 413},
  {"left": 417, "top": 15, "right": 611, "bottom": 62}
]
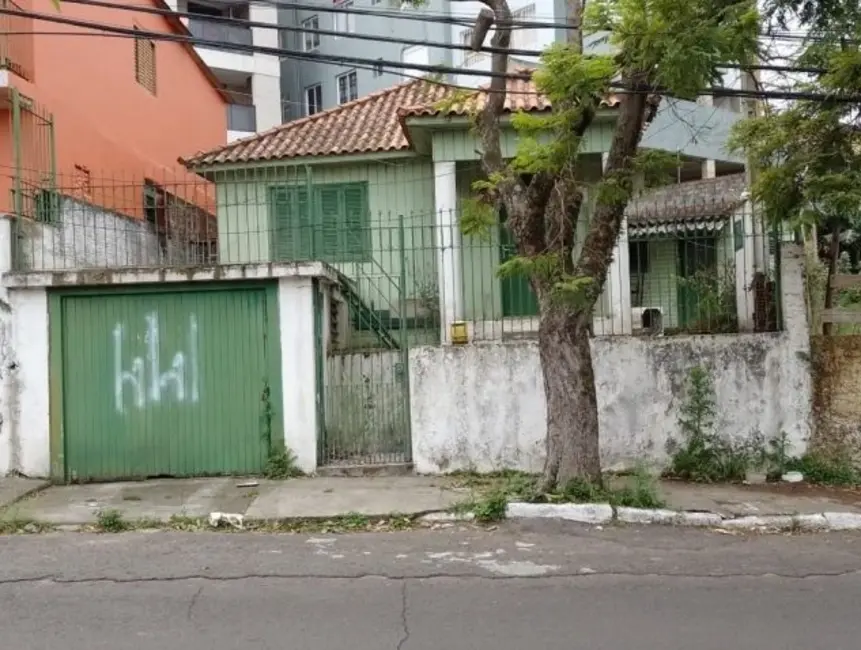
[
  {"left": 0, "top": 476, "right": 461, "bottom": 525},
  {"left": 2, "top": 474, "right": 861, "bottom": 527}
]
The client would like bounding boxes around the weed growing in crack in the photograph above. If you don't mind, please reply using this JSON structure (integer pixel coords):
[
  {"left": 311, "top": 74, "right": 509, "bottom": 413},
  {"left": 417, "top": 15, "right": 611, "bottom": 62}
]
[
  {"left": 95, "top": 509, "right": 129, "bottom": 533},
  {"left": 263, "top": 443, "right": 303, "bottom": 480}
]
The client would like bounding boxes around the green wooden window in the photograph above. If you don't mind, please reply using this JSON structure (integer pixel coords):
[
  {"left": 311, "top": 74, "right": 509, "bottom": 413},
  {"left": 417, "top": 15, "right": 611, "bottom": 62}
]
[
  {"left": 270, "top": 182, "right": 370, "bottom": 263},
  {"left": 34, "top": 189, "right": 60, "bottom": 223}
]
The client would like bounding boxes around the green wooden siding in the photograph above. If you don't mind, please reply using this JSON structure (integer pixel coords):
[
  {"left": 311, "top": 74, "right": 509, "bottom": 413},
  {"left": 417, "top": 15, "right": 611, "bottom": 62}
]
[
  {"left": 432, "top": 121, "right": 616, "bottom": 162},
  {"left": 49, "top": 283, "right": 281, "bottom": 482},
  {"left": 216, "top": 160, "right": 437, "bottom": 329}
]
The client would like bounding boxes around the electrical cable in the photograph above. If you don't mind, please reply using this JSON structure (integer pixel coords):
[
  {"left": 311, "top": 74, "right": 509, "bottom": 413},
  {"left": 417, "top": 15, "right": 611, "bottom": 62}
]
[{"left": 5, "top": 6, "right": 859, "bottom": 102}]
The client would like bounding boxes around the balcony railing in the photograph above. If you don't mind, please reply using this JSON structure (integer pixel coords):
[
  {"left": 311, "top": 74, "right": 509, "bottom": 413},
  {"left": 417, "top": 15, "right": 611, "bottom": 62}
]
[
  {"left": 188, "top": 17, "right": 253, "bottom": 47},
  {"left": 0, "top": 0, "right": 33, "bottom": 80},
  {"left": 227, "top": 103, "right": 257, "bottom": 132}
]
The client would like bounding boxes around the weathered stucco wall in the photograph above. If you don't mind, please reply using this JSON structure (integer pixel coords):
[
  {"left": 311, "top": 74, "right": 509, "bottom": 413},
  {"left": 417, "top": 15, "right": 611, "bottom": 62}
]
[
  {"left": 810, "top": 335, "right": 861, "bottom": 460},
  {"left": 12, "top": 195, "right": 205, "bottom": 271},
  {"left": 409, "top": 245, "right": 812, "bottom": 474}
]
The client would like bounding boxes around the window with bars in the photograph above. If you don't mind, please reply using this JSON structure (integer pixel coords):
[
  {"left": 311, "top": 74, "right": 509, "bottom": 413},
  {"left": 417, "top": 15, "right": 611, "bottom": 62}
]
[
  {"left": 134, "top": 27, "right": 157, "bottom": 94},
  {"left": 460, "top": 28, "right": 483, "bottom": 65},
  {"left": 337, "top": 70, "right": 358, "bottom": 104},
  {"left": 511, "top": 4, "right": 537, "bottom": 49},
  {"left": 269, "top": 182, "right": 371, "bottom": 263}
]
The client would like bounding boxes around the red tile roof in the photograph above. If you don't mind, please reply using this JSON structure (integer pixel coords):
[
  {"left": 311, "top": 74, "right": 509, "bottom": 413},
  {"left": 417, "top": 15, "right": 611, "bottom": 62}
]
[{"left": 182, "top": 76, "right": 617, "bottom": 167}]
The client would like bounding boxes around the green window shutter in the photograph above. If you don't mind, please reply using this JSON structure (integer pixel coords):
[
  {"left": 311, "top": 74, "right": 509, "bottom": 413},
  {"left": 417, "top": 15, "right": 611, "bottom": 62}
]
[
  {"left": 342, "top": 184, "right": 369, "bottom": 262},
  {"left": 317, "top": 186, "right": 341, "bottom": 262},
  {"left": 295, "top": 188, "right": 312, "bottom": 259},
  {"left": 270, "top": 187, "right": 311, "bottom": 261}
]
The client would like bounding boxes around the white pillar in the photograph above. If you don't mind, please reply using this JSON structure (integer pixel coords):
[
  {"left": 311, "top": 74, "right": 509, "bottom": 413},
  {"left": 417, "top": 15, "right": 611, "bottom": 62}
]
[
  {"left": 702, "top": 158, "right": 717, "bottom": 179},
  {"left": 433, "top": 161, "right": 463, "bottom": 344},
  {"left": 602, "top": 153, "right": 632, "bottom": 335},
  {"left": 277, "top": 277, "right": 318, "bottom": 473}
]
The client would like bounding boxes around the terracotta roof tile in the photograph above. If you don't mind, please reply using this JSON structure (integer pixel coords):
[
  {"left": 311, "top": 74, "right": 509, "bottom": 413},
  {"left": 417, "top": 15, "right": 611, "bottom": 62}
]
[
  {"left": 182, "top": 74, "right": 619, "bottom": 167},
  {"left": 626, "top": 174, "right": 748, "bottom": 225},
  {"left": 182, "top": 80, "right": 451, "bottom": 167}
]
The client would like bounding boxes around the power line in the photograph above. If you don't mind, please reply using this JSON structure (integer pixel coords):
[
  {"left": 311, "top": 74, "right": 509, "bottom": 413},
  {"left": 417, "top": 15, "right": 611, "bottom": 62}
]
[
  {"left": 6, "top": 6, "right": 860, "bottom": 103},
  {"left": 59, "top": 0, "right": 836, "bottom": 77},
  {"left": 62, "top": 0, "right": 543, "bottom": 58}
]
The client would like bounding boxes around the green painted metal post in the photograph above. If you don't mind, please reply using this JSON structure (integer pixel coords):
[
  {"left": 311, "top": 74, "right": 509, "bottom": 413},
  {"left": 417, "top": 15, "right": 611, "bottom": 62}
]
[{"left": 398, "top": 213, "right": 412, "bottom": 461}]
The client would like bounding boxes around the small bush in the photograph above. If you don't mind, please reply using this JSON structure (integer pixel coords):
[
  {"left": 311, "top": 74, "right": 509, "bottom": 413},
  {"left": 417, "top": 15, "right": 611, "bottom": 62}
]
[
  {"left": 559, "top": 471, "right": 665, "bottom": 509},
  {"left": 666, "top": 366, "right": 751, "bottom": 482},
  {"left": 786, "top": 454, "right": 860, "bottom": 487},
  {"left": 264, "top": 444, "right": 303, "bottom": 480},
  {"left": 96, "top": 509, "right": 128, "bottom": 533},
  {"left": 471, "top": 491, "right": 509, "bottom": 523}
]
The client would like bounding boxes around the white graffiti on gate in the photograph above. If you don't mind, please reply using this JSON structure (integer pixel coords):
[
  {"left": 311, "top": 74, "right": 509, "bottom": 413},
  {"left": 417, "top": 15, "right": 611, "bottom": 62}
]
[{"left": 113, "top": 311, "right": 200, "bottom": 414}]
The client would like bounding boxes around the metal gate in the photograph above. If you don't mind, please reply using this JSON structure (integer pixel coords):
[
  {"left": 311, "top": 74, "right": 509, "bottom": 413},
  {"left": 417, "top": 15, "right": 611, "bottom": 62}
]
[
  {"left": 48, "top": 283, "right": 281, "bottom": 482},
  {"left": 319, "top": 273, "right": 413, "bottom": 467}
]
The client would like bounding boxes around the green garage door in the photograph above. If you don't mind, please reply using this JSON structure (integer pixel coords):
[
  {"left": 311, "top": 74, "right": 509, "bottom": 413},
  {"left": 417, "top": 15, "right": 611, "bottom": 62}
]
[{"left": 49, "top": 283, "right": 281, "bottom": 482}]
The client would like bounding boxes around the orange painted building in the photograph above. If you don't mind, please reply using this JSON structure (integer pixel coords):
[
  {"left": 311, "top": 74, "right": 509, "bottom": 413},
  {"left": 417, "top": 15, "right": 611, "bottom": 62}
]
[{"left": 0, "top": 0, "right": 227, "bottom": 221}]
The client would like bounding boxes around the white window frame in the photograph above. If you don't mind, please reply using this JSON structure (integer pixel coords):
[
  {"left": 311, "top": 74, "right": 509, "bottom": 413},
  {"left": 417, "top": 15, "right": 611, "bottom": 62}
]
[
  {"left": 333, "top": 0, "right": 356, "bottom": 39},
  {"left": 305, "top": 84, "right": 323, "bottom": 116},
  {"left": 337, "top": 70, "right": 358, "bottom": 104},
  {"left": 302, "top": 16, "right": 320, "bottom": 51}
]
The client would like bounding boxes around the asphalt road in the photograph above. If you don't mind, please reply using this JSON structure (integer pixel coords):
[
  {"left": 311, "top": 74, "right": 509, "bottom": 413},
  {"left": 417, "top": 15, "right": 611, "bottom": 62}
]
[{"left": 2, "top": 521, "right": 860, "bottom": 650}]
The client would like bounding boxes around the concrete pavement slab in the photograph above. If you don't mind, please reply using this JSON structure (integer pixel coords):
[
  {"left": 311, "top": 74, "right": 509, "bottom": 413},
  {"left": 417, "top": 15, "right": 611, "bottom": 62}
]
[
  {"left": 659, "top": 480, "right": 861, "bottom": 516},
  {"left": 245, "top": 476, "right": 459, "bottom": 519},
  {"left": 0, "top": 477, "right": 49, "bottom": 510},
  {"left": 5, "top": 478, "right": 260, "bottom": 525}
]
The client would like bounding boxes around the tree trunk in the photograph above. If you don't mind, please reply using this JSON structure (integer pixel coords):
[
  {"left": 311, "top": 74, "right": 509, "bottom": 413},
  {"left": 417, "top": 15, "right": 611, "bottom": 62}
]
[
  {"left": 537, "top": 301, "right": 602, "bottom": 490},
  {"left": 823, "top": 225, "right": 841, "bottom": 335}
]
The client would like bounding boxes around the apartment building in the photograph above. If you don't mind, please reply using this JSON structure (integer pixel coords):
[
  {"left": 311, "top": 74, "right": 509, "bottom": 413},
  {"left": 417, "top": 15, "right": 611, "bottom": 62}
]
[
  {"left": 166, "top": 0, "right": 282, "bottom": 140},
  {"left": 278, "top": 0, "right": 454, "bottom": 122},
  {"left": 280, "top": 0, "right": 750, "bottom": 182}
]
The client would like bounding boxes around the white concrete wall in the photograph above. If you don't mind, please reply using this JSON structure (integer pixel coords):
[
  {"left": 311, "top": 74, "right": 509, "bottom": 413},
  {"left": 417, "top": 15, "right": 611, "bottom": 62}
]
[
  {"left": 409, "top": 245, "right": 812, "bottom": 474},
  {"left": 12, "top": 196, "right": 193, "bottom": 271}
]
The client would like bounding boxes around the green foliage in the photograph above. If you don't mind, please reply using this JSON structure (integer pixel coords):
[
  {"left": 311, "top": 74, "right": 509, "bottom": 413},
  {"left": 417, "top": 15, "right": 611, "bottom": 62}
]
[
  {"left": 632, "top": 150, "right": 681, "bottom": 190},
  {"left": 471, "top": 491, "right": 510, "bottom": 523},
  {"left": 749, "top": 430, "right": 793, "bottom": 480},
  {"left": 459, "top": 196, "right": 497, "bottom": 240},
  {"left": 96, "top": 509, "right": 129, "bottom": 533},
  {"left": 586, "top": 0, "right": 759, "bottom": 100},
  {"left": 730, "top": 0, "right": 861, "bottom": 229},
  {"left": 785, "top": 453, "right": 861, "bottom": 487},
  {"left": 264, "top": 443, "right": 303, "bottom": 479},
  {"left": 677, "top": 263, "right": 738, "bottom": 334},
  {"left": 557, "top": 469, "right": 665, "bottom": 508},
  {"left": 666, "top": 366, "right": 750, "bottom": 482}
]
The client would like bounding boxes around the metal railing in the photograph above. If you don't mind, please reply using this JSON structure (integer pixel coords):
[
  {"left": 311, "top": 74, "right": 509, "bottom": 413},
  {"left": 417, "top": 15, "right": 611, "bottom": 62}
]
[
  {"left": 187, "top": 17, "right": 253, "bottom": 47},
  {"left": 227, "top": 103, "right": 257, "bottom": 132}
]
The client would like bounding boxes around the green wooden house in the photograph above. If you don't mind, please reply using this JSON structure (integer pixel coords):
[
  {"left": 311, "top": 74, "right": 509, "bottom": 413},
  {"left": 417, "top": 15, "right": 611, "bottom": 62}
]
[{"left": 182, "top": 77, "right": 761, "bottom": 349}]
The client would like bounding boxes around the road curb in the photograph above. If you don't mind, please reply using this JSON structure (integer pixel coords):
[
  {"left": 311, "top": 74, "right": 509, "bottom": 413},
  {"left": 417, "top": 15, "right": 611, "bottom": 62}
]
[{"left": 503, "top": 502, "right": 861, "bottom": 532}]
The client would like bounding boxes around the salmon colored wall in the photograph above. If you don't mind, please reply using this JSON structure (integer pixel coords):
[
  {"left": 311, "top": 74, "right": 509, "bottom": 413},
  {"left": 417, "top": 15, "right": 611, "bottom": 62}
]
[{"left": 1, "top": 0, "right": 226, "bottom": 214}]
